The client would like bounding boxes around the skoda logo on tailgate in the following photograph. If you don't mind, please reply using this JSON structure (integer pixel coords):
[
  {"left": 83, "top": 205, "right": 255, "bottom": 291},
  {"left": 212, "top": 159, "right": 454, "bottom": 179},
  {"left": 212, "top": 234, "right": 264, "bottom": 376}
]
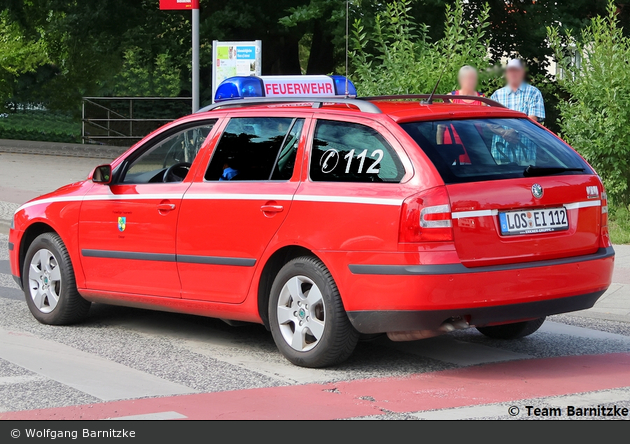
[{"left": 531, "top": 184, "right": 544, "bottom": 199}]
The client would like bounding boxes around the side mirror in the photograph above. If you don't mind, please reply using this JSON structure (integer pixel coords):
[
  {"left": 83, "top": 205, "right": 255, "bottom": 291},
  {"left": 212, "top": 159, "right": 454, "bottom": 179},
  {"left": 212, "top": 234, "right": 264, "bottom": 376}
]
[{"left": 92, "top": 165, "right": 112, "bottom": 184}]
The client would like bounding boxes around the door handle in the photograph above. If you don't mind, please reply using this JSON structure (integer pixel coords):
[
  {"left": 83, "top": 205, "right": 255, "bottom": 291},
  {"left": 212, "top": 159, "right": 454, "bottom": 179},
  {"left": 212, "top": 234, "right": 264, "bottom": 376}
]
[
  {"left": 261, "top": 205, "right": 284, "bottom": 214},
  {"left": 157, "top": 203, "right": 176, "bottom": 212}
]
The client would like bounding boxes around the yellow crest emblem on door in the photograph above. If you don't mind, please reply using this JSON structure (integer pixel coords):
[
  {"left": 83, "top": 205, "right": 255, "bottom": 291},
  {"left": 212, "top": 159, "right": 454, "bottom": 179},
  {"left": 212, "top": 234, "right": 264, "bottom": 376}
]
[{"left": 117, "top": 217, "right": 126, "bottom": 232}]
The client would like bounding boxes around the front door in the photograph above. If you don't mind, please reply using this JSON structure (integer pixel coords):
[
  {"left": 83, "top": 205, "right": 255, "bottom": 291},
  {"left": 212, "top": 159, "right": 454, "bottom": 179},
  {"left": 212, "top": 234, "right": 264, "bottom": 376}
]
[
  {"left": 79, "top": 121, "right": 216, "bottom": 297},
  {"left": 177, "top": 116, "right": 308, "bottom": 303}
]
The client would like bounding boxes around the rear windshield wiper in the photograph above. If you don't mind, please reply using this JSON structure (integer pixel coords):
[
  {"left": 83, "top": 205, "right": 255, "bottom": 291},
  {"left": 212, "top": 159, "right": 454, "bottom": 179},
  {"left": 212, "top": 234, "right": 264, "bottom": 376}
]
[{"left": 523, "top": 165, "right": 585, "bottom": 177}]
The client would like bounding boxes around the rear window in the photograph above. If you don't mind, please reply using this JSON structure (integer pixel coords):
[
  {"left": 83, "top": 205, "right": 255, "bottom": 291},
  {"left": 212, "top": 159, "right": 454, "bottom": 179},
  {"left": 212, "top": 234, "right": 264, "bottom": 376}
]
[{"left": 401, "top": 118, "right": 592, "bottom": 184}]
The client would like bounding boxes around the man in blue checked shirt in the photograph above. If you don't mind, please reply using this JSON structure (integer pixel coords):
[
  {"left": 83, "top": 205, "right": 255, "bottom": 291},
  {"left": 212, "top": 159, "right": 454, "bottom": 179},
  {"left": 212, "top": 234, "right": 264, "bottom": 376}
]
[
  {"left": 489, "top": 59, "right": 545, "bottom": 164},
  {"left": 491, "top": 59, "right": 546, "bottom": 122}
]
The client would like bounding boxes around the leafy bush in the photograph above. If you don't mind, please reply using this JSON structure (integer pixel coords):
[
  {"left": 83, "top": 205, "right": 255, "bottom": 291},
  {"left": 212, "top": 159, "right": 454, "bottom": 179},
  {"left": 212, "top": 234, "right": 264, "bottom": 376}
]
[
  {"left": 350, "top": 0, "right": 497, "bottom": 96},
  {"left": 0, "top": 111, "right": 80, "bottom": 143},
  {"left": 548, "top": 1, "right": 630, "bottom": 207}
]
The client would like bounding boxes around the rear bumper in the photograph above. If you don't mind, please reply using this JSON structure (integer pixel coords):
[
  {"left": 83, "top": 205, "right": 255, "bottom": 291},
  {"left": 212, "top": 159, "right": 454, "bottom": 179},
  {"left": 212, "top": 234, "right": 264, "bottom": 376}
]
[
  {"left": 347, "top": 290, "right": 605, "bottom": 334},
  {"left": 325, "top": 246, "right": 614, "bottom": 334}
]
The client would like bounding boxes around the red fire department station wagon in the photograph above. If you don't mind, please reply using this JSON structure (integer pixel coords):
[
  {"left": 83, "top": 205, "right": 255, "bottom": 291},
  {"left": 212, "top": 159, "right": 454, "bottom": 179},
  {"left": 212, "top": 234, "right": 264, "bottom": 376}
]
[{"left": 8, "top": 76, "right": 614, "bottom": 367}]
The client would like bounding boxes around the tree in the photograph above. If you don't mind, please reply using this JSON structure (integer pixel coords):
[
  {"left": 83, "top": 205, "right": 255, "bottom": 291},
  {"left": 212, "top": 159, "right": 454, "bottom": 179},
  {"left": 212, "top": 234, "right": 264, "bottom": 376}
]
[
  {"left": 548, "top": 1, "right": 630, "bottom": 206},
  {"left": 466, "top": 0, "right": 614, "bottom": 76},
  {"left": 0, "top": 10, "right": 49, "bottom": 109},
  {"left": 1, "top": 0, "right": 317, "bottom": 109},
  {"left": 351, "top": 0, "right": 494, "bottom": 96},
  {"left": 112, "top": 48, "right": 181, "bottom": 97}
]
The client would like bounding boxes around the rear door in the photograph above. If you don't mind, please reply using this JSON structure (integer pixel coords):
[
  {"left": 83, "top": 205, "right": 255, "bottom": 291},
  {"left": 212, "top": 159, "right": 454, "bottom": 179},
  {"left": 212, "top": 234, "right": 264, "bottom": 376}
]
[
  {"left": 401, "top": 118, "right": 602, "bottom": 267},
  {"left": 176, "top": 114, "right": 309, "bottom": 303},
  {"left": 290, "top": 116, "right": 412, "bottom": 254}
]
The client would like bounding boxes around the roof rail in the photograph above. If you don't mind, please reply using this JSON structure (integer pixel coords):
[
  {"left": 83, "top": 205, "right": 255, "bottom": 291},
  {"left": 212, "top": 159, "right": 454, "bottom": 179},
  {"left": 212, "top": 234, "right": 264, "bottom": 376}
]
[
  {"left": 359, "top": 94, "right": 506, "bottom": 108},
  {"left": 197, "top": 97, "right": 382, "bottom": 114}
]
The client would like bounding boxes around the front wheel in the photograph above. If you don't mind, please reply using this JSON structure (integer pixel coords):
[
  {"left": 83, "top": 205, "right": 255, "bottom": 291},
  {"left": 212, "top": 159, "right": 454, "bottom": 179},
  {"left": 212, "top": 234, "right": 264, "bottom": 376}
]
[
  {"left": 476, "top": 317, "right": 546, "bottom": 340},
  {"left": 268, "top": 256, "right": 359, "bottom": 368},
  {"left": 23, "top": 232, "right": 91, "bottom": 325}
]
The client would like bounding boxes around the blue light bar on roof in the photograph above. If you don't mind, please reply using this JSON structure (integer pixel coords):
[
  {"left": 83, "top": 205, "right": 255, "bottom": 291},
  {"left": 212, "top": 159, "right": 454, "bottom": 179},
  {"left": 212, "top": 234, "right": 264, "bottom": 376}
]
[{"left": 215, "top": 75, "right": 357, "bottom": 102}]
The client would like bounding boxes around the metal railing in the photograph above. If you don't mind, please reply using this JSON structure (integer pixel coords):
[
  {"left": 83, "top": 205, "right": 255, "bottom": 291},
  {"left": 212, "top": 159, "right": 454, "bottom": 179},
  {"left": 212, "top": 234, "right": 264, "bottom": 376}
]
[{"left": 82, "top": 97, "right": 192, "bottom": 146}]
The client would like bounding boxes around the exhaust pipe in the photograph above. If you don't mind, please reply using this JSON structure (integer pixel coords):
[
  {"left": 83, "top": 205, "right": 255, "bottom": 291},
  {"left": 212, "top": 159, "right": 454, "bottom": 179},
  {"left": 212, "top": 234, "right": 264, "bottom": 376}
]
[{"left": 387, "top": 318, "right": 470, "bottom": 342}]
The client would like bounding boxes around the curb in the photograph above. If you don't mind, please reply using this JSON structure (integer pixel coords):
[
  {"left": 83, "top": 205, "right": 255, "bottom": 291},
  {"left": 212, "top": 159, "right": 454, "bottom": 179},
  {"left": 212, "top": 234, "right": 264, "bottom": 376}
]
[{"left": 0, "top": 139, "right": 128, "bottom": 160}]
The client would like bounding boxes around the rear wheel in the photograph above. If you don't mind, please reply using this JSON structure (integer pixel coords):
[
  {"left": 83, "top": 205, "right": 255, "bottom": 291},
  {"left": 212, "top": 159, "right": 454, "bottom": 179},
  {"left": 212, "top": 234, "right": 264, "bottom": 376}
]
[
  {"left": 268, "top": 256, "right": 359, "bottom": 368},
  {"left": 23, "top": 233, "right": 91, "bottom": 325},
  {"left": 476, "top": 317, "right": 546, "bottom": 340}
]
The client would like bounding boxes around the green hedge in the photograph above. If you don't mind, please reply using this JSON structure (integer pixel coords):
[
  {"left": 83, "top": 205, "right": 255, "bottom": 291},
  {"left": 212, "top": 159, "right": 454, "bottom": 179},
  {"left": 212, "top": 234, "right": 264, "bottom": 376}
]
[{"left": 0, "top": 111, "right": 81, "bottom": 143}]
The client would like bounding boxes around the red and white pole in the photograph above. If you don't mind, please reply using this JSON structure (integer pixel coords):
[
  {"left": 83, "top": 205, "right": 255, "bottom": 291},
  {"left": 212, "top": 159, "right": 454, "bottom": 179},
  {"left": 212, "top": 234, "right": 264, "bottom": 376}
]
[{"left": 192, "top": 3, "right": 200, "bottom": 112}]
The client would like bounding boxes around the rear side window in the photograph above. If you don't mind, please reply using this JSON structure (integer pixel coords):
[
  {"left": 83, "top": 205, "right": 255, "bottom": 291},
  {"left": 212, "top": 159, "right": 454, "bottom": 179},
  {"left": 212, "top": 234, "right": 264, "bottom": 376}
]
[
  {"left": 205, "top": 117, "right": 304, "bottom": 181},
  {"left": 309, "top": 120, "right": 405, "bottom": 183},
  {"left": 401, "top": 118, "right": 591, "bottom": 184}
]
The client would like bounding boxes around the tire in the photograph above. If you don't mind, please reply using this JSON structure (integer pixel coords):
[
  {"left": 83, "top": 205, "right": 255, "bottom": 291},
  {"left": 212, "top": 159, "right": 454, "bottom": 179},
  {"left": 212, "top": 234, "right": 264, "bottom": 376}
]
[
  {"left": 476, "top": 317, "right": 546, "bottom": 340},
  {"left": 22, "top": 232, "right": 91, "bottom": 325},
  {"left": 268, "top": 256, "right": 359, "bottom": 368}
]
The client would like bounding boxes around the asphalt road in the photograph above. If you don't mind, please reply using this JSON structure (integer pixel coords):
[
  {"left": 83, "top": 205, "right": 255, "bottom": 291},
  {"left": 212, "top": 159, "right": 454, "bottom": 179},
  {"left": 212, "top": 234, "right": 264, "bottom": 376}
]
[{"left": 1, "top": 153, "right": 629, "bottom": 420}]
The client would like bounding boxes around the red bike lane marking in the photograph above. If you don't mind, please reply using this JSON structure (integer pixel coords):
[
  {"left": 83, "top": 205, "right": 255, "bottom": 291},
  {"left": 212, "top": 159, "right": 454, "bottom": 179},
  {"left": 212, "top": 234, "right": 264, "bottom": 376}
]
[{"left": 3, "top": 353, "right": 630, "bottom": 420}]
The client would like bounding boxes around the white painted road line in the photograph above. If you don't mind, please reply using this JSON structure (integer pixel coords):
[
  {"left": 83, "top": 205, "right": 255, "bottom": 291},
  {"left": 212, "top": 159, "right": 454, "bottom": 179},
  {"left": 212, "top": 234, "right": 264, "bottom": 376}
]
[
  {"left": 181, "top": 338, "right": 332, "bottom": 385},
  {"left": 0, "top": 273, "right": 19, "bottom": 290},
  {"left": 411, "top": 388, "right": 630, "bottom": 420},
  {"left": 545, "top": 388, "right": 630, "bottom": 408},
  {"left": 0, "top": 329, "right": 196, "bottom": 401},
  {"left": 389, "top": 335, "right": 532, "bottom": 366},
  {"left": 93, "top": 313, "right": 339, "bottom": 385},
  {"left": 540, "top": 321, "right": 630, "bottom": 342},
  {"left": 0, "top": 374, "right": 47, "bottom": 385},
  {"left": 412, "top": 404, "right": 512, "bottom": 420},
  {"left": 105, "top": 411, "right": 188, "bottom": 420}
]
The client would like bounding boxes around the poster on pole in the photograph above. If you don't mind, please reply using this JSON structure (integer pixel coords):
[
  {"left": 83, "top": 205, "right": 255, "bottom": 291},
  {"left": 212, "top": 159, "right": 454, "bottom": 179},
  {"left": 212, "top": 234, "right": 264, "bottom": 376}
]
[{"left": 212, "top": 41, "right": 262, "bottom": 102}]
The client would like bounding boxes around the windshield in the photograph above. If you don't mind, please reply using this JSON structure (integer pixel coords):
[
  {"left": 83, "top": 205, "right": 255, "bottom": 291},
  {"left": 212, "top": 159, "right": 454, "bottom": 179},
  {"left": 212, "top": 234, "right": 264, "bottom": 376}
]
[{"left": 400, "top": 118, "right": 592, "bottom": 184}]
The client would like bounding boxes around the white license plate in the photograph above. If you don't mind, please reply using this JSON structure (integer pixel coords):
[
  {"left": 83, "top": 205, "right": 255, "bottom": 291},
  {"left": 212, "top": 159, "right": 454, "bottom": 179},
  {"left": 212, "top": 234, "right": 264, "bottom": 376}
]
[{"left": 499, "top": 207, "right": 568, "bottom": 235}]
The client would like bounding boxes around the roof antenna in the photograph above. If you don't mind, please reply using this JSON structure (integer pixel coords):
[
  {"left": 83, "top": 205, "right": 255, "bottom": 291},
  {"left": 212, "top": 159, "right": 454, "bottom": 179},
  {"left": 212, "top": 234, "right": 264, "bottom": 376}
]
[
  {"left": 423, "top": 59, "right": 450, "bottom": 105},
  {"left": 344, "top": 0, "right": 350, "bottom": 97}
]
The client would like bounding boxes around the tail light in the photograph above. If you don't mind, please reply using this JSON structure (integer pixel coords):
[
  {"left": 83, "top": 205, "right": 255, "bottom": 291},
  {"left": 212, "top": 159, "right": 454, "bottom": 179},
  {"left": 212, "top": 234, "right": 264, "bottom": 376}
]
[
  {"left": 399, "top": 186, "right": 453, "bottom": 243},
  {"left": 600, "top": 189, "right": 611, "bottom": 247}
]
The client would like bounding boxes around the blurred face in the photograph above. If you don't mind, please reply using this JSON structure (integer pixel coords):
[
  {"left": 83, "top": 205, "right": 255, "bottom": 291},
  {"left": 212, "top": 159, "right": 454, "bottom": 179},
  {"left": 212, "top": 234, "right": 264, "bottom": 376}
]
[
  {"left": 506, "top": 67, "right": 526, "bottom": 89},
  {"left": 459, "top": 70, "right": 478, "bottom": 92}
]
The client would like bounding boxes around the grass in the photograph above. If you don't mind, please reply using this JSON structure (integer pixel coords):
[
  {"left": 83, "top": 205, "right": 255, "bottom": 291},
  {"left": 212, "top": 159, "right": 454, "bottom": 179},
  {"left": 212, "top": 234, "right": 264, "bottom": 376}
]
[
  {"left": 0, "top": 110, "right": 81, "bottom": 143},
  {"left": 609, "top": 205, "right": 630, "bottom": 245}
]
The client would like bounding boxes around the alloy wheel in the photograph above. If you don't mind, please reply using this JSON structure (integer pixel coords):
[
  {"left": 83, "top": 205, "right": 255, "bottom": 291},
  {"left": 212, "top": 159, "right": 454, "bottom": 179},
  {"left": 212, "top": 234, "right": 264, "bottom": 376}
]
[
  {"left": 28, "top": 249, "right": 62, "bottom": 314},
  {"left": 276, "top": 275, "right": 326, "bottom": 352}
]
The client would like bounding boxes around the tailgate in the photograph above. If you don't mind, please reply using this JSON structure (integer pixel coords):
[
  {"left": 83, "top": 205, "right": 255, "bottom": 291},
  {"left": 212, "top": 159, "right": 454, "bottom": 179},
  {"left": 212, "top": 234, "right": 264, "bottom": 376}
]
[{"left": 448, "top": 175, "right": 602, "bottom": 267}]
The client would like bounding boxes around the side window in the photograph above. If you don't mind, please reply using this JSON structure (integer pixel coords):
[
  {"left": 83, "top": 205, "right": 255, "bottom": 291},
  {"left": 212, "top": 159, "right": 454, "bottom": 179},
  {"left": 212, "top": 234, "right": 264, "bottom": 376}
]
[
  {"left": 122, "top": 122, "right": 215, "bottom": 184},
  {"left": 309, "top": 120, "right": 405, "bottom": 183},
  {"left": 205, "top": 117, "right": 304, "bottom": 181}
]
